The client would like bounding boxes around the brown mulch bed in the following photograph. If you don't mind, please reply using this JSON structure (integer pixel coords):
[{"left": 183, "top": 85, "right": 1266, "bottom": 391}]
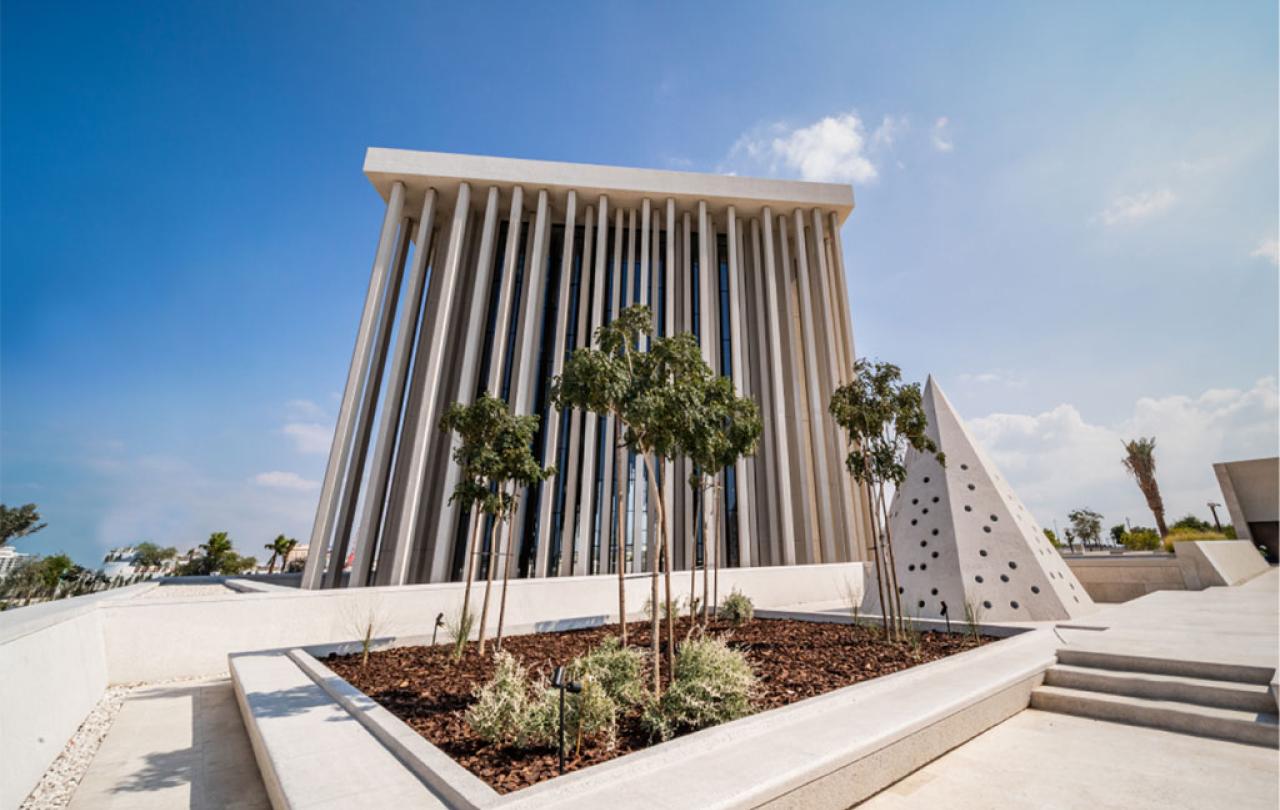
[{"left": 326, "top": 617, "right": 987, "bottom": 794}]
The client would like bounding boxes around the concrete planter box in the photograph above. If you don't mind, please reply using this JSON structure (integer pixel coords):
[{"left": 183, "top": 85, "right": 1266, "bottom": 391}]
[{"left": 232, "top": 616, "right": 1054, "bottom": 809}]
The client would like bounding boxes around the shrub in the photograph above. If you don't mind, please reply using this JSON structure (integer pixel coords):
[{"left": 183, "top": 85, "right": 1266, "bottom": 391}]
[
  {"left": 644, "top": 595, "right": 684, "bottom": 622},
  {"left": 1163, "top": 527, "right": 1229, "bottom": 553},
  {"left": 570, "top": 636, "right": 646, "bottom": 708},
  {"left": 643, "top": 637, "right": 756, "bottom": 741},
  {"left": 466, "top": 652, "right": 533, "bottom": 746},
  {"left": 1119, "top": 529, "right": 1162, "bottom": 551},
  {"left": 719, "top": 589, "right": 754, "bottom": 625},
  {"left": 527, "top": 675, "right": 617, "bottom": 751},
  {"left": 445, "top": 607, "right": 474, "bottom": 662}
]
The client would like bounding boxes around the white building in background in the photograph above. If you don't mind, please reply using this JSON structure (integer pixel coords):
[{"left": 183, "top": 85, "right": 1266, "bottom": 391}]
[
  {"left": 101, "top": 546, "right": 177, "bottom": 580},
  {"left": 0, "top": 546, "right": 34, "bottom": 580},
  {"left": 304, "top": 149, "right": 876, "bottom": 589}
]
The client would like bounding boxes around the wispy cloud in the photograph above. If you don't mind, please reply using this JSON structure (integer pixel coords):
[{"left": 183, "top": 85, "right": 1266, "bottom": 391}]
[
  {"left": 1250, "top": 237, "right": 1279, "bottom": 266},
  {"left": 1095, "top": 189, "right": 1178, "bottom": 226},
  {"left": 957, "top": 369, "right": 1025, "bottom": 387},
  {"left": 930, "top": 116, "right": 954, "bottom": 152},
  {"left": 252, "top": 471, "right": 319, "bottom": 491},
  {"left": 285, "top": 399, "right": 327, "bottom": 420},
  {"left": 721, "top": 110, "right": 904, "bottom": 184},
  {"left": 283, "top": 422, "right": 331, "bottom": 454},
  {"left": 967, "top": 377, "right": 1278, "bottom": 530}
]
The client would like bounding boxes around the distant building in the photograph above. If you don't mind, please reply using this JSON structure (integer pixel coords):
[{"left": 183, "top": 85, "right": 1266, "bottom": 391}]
[
  {"left": 102, "top": 546, "right": 178, "bottom": 579},
  {"left": 0, "top": 546, "right": 34, "bottom": 580},
  {"left": 1214, "top": 457, "right": 1279, "bottom": 563}
]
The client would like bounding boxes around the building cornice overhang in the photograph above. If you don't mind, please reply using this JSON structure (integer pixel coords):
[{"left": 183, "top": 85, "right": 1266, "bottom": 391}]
[{"left": 363, "top": 147, "right": 855, "bottom": 224}]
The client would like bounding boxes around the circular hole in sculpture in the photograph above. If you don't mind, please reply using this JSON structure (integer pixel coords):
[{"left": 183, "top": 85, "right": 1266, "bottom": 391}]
[
  {"left": 931, "top": 551, "right": 939, "bottom": 558},
  {"left": 931, "top": 588, "right": 938, "bottom": 596},
  {"left": 964, "top": 505, "right": 972, "bottom": 512},
  {"left": 960, "top": 463, "right": 969, "bottom": 470},
  {"left": 1008, "top": 561, "right": 1018, "bottom": 569},
  {"left": 1010, "top": 601, "right": 1020, "bottom": 609},
  {"left": 1000, "top": 574, "right": 1009, "bottom": 582},
  {"left": 923, "top": 476, "right": 930, "bottom": 483},
  {"left": 979, "top": 549, "right": 988, "bottom": 557},
  {"left": 967, "top": 484, "right": 976, "bottom": 491},
  {"left": 975, "top": 575, "right": 984, "bottom": 583},
  {"left": 1031, "top": 586, "right": 1040, "bottom": 594},
  {"left": 908, "top": 564, "right": 916, "bottom": 571},
  {"left": 983, "top": 600, "right": 992, "bottom": 609},
  {"left": 917, "top": 600, "right": 925, "bottom": 609},
  {"left": 983, "top": 526, "right": 992, "bottom": 533}
]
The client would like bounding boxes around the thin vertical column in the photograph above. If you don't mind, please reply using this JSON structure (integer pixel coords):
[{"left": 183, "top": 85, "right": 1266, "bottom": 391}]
[
  {"left": 348, "top": 189, "right": 438, "bottom": 586},
  {"left": 599, "top": 207, "right": 625, "bottom": 572},
  {"left": 725, "top": 207, "right": 753, "bottom": 568},
  {"left": 749, "top": 218, "right": 782, "bottom": 567},
  {"left": 738, "top": 219, "right": 769, "bottom": 566},
  {"left": 775, "top": 213, "right": 817, "bottom": 564},
  {"left": 503, "top": 190, "right": 551, "bottom": 577},
  {"left": 303, "top": 181, "right": 406, "bottom": 589},
  {"left": 633, "top": 200, "right": 651, "bottom": 573},
  {"left": 382, "top": 182, "right": 472, "bottom": 585},
  {"left": 661, "top": 199, "right": 676, "bottom": 573},
  {"left": 790, "top": 209, "right": 837, "bottom": 564},
  {"left": 827, "top": 211, "right": 873, "bottom": 559},
  {"left": 620, "top": 208, "right": 638, "bottom": 572},
  {"left": 573, "top": 196, "right": 609, "bottom": 574},
  {"left": 559, "top": 204, "right": 595, "bottom": 576},
  {"left": 534, "top": 191, "right": 577, "bottom": 577},
  {"left": 487, "top": 188, "right": 526, "bottom": 393},
  {"left": 323, "top": 217, "right": 412, "bottom": 588},
  {"left": 680, "top": 211, "right": 694, "bottom": 571},
  {"left": 427, "top": 187, "right": 501, "bottom": 581},
  {"left": 810, "top": 209, "right": 856, "bottom": 562}
]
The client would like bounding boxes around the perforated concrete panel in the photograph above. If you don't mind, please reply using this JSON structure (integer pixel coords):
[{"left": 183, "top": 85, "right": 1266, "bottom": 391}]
[{"left": 864, "top": 378, "right": 1095, "bottom": 623}]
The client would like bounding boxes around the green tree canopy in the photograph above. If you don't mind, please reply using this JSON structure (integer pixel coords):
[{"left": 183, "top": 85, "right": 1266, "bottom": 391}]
[
  {"left": 1067, "top": 509, "right": 1104, "bottom": 547},
  {"left": 1, "top": 503, "right": 46, "bottom": 547}
]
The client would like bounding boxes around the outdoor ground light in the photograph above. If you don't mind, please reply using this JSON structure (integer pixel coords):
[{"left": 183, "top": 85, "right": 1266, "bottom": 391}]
[
  {"left": 550, "top": 665, "right": 582, "bottom": 773},
  {"left": 431, "top": 612, "right": 444, "bottom": 646}
]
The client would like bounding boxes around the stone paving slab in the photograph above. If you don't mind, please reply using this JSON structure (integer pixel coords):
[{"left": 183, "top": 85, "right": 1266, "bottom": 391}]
[
  {"left": 66, "top": 679, "right": 268, "bottom": 810},
  {"left": 859, "top": 709, "right": 1279, "bottom": 809}
]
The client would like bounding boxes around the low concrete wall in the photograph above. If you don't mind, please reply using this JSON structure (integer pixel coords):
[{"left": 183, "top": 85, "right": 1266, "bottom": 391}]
[
  {"left": 102, "top": 562, "right": 867, "bottom": 683},
  {"left": 0, "top": 584, "right": 152, "bottom": 809},
  {"left": 1064, "top": 542, "right": 1272, "bottom": 602},
  {"left": 1063, "top": 553, "right": 1189, "bottom": 602},
  {"left": 1174, "top": 540, "right": 1271, "bottom": 587}
]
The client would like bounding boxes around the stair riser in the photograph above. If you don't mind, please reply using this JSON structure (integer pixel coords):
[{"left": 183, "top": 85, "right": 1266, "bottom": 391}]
[
  {"left": 1044, "top": 669, "right": 1275, "bottom": 713},
  {"left": 1056, "top": 649, "right": 1274, "bottom": 685},
  {"left": 1030, "top": 691, "right": 1279, "bottom": 749}
]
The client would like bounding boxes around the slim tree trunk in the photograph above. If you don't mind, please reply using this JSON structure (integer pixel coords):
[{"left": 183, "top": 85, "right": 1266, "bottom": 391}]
[
  {"left": 641, "top": 455, "right": 674, "bottom": 674},
  {"left": 878, "top": 481, "right": 904, "bottom": 638},
  {"left": 702, "top": 489, "right": 714, "bottom": 625},
  {"left": 865, "top": 480, "right": 891, "bottom": 638},
  {"left": 690, "top": 482, "right": 699, "bottom": 623},
  {"left": 477, "top": 514, "right": 499, "bottom": 655},
  {"left": 496, "top": 499, "right": 518, "bottom": 650},
  {"left": 617, "top": 458, "right": 628, "bottom": 645},
  {"left": 460, "top": 510, "right": 482, "bottom": 648}
]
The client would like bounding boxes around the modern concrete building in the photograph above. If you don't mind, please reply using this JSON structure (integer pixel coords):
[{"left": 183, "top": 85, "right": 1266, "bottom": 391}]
[
  {"left": 302, "top": 149, "right": 875, "bottom": 589},
  {"left": 1214, "top": 456, "right": 1279, "bottom": 562}
]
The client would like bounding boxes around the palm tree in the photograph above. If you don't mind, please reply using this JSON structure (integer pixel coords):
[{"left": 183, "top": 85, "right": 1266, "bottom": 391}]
[
  {"left": 1122, "top": 438, "right": 1169, "bottom": 538},
  {"left": 264, "top": 534, "right": 297, "bottom": 574},
  {"left": 200, "top": 532, "right": 234, "bottom": 574}
]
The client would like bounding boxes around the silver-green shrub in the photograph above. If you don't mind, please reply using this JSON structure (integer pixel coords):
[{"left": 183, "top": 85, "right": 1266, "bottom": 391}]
[
  {"left": 643, "top": 637, "right": 756, "bottom": 740},
  {"left": 465, "top": 652, "right": 532, "bottom": 746},
  {"left": 570, "top": 636, "right": 646, "bottom": 708},
  {"left": 526, "top": 675, "right": 617, "bottom": 750},
  {"left": 719, "top": 589, "right": 754, "bottom": 625}
]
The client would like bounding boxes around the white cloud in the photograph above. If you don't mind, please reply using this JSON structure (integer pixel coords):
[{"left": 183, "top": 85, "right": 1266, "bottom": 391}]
[
  {"left": 966, "top": 377, "right": 1279, "bottom": 532},
  {"left": 1095, "top": 189, "right": 1178, "bottom": 226},
  {"left": 958, "top": 369, "right": 1025, "bottom": 387},
  {"left": 252, "top": 471, "right": 320, "bottom": 491},
  {"left": 283, "top": 422, "right": 332, "bottom": 455},
  {"left": 285, "top": 399, "right": 327, "bottom": 420},
  {"left": 931, "top": 116, "right": 954, "bottom": 152},
  {"left": 721, "top": 110, "right": 904, "bottom": 185},
  {"left": 1250, "top": 237, "right": 1279, "bottom": 266}
]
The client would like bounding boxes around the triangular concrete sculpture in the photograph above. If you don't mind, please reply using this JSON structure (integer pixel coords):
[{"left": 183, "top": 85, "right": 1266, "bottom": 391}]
[{"left": 863, "top": 377, "right": 1095, "bottom": 623}]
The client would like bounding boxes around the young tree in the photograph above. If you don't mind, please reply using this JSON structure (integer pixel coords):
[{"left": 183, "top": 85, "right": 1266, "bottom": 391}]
[
  {"left": 133, "top": 542, "right": 178, "bottom": 573},
  {"left": 440, "top": 394, "right": 554, "bottom": 655},
  {"left": 682, "top": 375, "right": 761, "bottom": 625},
  {"left": 552, "top": 305, "right": 708, "bottom": 690},
  {"left": 264, "top": 535, "right": 298, "bottom": 574},
  {"left": 1067, "top": 509, "right": 1104, "bottom": 549},
  {"left": 1122, "top": 438, "right": 1168, "bottom": 538},
  {"left": 829, "top": 360, "right": 942, "bottom": 641},
  {"left": 1, "top": 503, "right": 46, "bottom": 547}
]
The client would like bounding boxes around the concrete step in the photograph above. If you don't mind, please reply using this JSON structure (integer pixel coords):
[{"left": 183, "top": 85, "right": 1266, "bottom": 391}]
[
  {"left": 1044, "top": 664, "right": 1276, "bottom": 713},
  {"left": 1030, "top": 685, "right": 1279, "bottom": 748},
  {"left": 1055, "top": 647, "right": 1275, "bottom": 685}
]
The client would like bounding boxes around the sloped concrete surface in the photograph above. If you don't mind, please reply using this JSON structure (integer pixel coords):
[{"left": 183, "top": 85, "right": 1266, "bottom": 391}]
[
  {"left": 65, "top": 679, "right": 267, "bottom": 810},
  {"left": 859, "top": 709, "right": 1279, "bottom": 809}
]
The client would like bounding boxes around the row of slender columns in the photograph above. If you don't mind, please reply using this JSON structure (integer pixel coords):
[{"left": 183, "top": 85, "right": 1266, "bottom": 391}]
[{"left": 303, "top": 185, "right": 871, "bottom": 589}]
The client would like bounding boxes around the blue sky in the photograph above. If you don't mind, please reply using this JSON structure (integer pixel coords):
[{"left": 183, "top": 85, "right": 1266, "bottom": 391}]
[{"left": 3, "top": 1, "right": 1276, "bottom": 566}]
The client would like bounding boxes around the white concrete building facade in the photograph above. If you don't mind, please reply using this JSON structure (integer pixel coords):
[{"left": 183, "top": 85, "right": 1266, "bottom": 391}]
[{"left": 302, "top": 149, "right": 875, "bottom": 589}]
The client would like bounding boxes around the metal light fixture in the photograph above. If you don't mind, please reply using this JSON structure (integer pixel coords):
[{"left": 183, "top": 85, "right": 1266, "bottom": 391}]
[{"left": 550, "top": 665, "right": 581, "bottom": 774}]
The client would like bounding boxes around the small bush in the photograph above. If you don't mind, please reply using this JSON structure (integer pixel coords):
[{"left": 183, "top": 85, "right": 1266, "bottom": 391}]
[
  {"left": 445, "top": 607, "right": 474, "bottom": 661},
  {"left": 570, "top": 636, "right": 646, "bottom": 708},
  {"left": 644, "top": 595, "right": 683, "bottom": 622},
  {"left": 643, "top": 637, "right": 756, "bottom": 741},
  {"left": 1162, "top": 528, "right": 1229, "bottom": 553},
  {"left": 719, "top": 589, "right": 754, "bottom": 625},
  {"left": 1119, "top": 529, "right": 1162, "bottom": 551},
  {"left": 466, "top": 652, "right": 533, "bottom": 746},
  {"left": 527, "top": 676, "right": 617, "bottom": 751}
]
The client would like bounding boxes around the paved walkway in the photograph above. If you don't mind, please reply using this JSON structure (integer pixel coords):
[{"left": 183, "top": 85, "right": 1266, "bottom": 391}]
[
  {"left": 860, "top": 709, "right": 1279, "bottom": 809},
  {"left": 68, "top": 679, "right": 268, "bottom": 810}
]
